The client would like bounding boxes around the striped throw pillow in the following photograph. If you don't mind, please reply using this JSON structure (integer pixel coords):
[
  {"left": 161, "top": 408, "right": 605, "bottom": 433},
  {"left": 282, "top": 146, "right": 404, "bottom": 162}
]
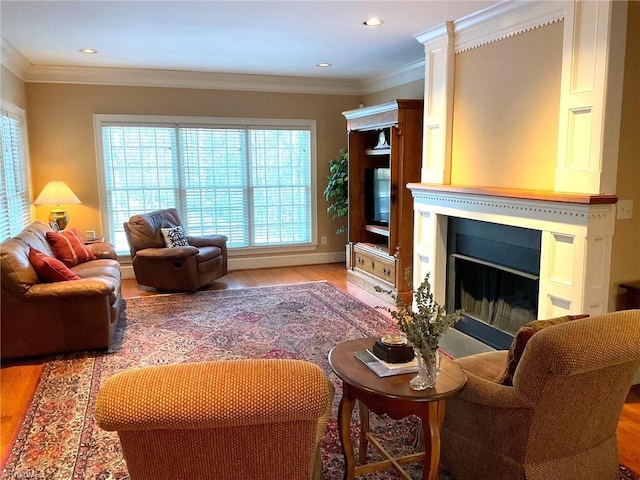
[{"left": 46, "top": 228, "right": 97, "bottom": 267}]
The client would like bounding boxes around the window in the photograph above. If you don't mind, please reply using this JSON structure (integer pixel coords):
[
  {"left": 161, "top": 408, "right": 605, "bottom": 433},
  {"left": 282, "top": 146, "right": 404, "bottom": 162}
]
[
  {"left": 94, "top": 115, "right": 316, "bottom": 255},
  {"left": 0, "top": 102, "right": 31, "bottom": 241}
]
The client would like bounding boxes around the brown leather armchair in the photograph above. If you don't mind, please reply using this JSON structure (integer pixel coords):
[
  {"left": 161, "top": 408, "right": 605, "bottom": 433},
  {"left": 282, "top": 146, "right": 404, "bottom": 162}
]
[
  {"left": 440, "top": 310, "right": 640, "bottom": 480},
  {"left": 123, "top": 208, "right": 227, "bottom": 291},
  {"left": 95, "top": 359, "right": 335, "bottom": 480}
]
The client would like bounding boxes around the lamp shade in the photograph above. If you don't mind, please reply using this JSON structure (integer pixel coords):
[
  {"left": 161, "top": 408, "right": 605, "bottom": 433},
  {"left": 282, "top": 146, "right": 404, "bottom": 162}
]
[
  {"left": 34, "top": 181, "right": 81, "bottom": 206},
  {"left": 34, "top": 181, "right": 81, "bottom": 230}
]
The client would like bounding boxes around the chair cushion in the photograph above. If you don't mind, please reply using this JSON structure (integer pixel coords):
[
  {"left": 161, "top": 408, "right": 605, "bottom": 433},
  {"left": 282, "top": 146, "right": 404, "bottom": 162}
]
[
  {"left": 29, "top": 247, "right": 81, "bottom": 282},
  {"left": 499, "top": 314, "right": 589, "bottom": 386},
  {"left": 161, "top": 226, "right": 189, "bottom": 248},
  {"left": 46, "top": 228, "right": 97, "bottom": 267}
]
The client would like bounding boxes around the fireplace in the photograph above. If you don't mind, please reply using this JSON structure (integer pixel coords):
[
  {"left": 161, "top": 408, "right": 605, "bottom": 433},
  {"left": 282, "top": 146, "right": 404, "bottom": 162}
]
[
  {"left": 408, "top": 184, "right": 617, "bottom": 350},
  {"left": 447, "top": 218, "right": 541, "bottom": 349}
]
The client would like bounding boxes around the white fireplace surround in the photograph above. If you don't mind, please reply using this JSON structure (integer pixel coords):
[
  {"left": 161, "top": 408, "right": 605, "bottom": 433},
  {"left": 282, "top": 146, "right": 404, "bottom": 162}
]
[
  {"left": 409, "top": 185, "right": 617, "bottom": 318},
  {"left": 409, "top": 0, "right": 626, "bottom": 320}
]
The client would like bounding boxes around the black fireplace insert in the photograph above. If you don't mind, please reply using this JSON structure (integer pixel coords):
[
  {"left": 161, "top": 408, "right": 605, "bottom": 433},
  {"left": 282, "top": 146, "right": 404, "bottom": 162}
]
[{"left": 447, "top": 218, "right": 542, "bottom": 350}]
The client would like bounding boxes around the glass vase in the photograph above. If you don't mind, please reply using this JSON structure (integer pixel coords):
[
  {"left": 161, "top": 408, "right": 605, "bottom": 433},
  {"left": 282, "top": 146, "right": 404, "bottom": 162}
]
[{"left": 410, "top": 348, "right": 442, "bottom": 390}]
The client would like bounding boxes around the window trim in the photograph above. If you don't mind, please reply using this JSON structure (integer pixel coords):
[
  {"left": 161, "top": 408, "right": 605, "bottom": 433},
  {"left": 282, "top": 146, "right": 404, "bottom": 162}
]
[
  {"left": 1, "top": 100, "right": 33, "bottom": 240},
  {"left": 93, "top": 114, "right": 318, "bottom": 257}
]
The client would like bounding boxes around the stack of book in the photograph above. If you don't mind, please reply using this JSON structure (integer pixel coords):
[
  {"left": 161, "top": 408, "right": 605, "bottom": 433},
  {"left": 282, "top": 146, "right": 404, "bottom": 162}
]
[{"left": 354, "top": 349, "right": 418, "bottom": 377}]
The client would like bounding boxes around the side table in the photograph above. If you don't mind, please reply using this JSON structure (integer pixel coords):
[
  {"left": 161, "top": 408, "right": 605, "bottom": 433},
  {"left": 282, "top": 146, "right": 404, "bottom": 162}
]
[
  {"left": 83, "top": 236, "right": 105, "bottom": 245},
  {"left": 620, "top": 281, "right": 640, "bottom": 309},
  {"left": 328, "top": 337, "right": 466, "bottom": 480}
]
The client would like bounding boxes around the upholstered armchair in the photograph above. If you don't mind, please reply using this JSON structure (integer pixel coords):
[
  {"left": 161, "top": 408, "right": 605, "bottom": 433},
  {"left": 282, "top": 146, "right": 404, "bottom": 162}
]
[
  {"left": 95, "top": 359, "right": 334, "bottom": 480},
  {"left": 440, "top": 310, "right": 640, "bottom": 480},
  {"left": 123, "top": 208, "right": 227, "bottom": 291}
]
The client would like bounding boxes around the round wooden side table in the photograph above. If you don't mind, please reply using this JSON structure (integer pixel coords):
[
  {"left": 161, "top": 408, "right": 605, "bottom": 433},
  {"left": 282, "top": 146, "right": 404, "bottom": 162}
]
[{"left": 328, "top": 337, "right": 467, "bottom": 480}]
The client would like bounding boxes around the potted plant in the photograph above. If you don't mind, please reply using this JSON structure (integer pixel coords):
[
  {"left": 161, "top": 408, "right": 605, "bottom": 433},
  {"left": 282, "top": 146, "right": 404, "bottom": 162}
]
[
  {"left": 377, "top": 270, "right": 461, "bottom": 390},
  {"left": 324, "top": 149, "right": 348, "bottom": 235}
]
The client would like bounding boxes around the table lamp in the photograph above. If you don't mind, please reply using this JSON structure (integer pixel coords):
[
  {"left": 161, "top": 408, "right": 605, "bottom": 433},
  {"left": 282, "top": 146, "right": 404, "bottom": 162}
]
[{"left": 33, "top": 180, "right": 81, "bottom": 230}]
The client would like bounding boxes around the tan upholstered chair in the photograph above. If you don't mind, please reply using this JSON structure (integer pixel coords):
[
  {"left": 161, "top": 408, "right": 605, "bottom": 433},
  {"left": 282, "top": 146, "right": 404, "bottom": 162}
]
[
  {"left": 440, "top": 310, "right": 640, "bottom": 480},
  {"left": 95, "top": 359, "right": 335, "bottom": 480},
  {"left": 123, "top": 208, "right": 227, "bottom": 291}
]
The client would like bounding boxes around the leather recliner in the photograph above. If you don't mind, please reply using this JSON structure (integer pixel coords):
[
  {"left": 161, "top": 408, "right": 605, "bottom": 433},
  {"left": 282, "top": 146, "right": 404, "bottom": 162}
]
[{"left": 123, "top": 208, "right": 228, "bottom": 291}]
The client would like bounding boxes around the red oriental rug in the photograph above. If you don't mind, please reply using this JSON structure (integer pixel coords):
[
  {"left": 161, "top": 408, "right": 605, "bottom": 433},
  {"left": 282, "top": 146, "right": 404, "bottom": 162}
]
[{"left": 1, "top": 282, "right": 638, "bottom": 480}]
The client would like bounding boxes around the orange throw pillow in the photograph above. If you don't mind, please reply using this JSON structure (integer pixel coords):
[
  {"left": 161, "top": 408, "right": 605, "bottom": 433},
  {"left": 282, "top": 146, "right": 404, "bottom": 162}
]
[
  {"left": 29, "top": 248, "right": 81, "bottom": 282},
  {"left": 46, "top": 228, "right": 97, "bottom": 267},
  {"left": 499, "top": 314, "right": 589, "bottom": 386}
]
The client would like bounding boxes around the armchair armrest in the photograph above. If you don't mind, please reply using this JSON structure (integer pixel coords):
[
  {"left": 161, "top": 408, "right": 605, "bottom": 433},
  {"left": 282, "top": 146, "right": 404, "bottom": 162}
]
[
  {"left": 25, "top": 277, "right": 116, "bottom": 298},
  {"left": 188, "top": 234, "right": 228, "bottom": 249},
  {"left": 87, "top": 242, "right": 118, "bottom": 260},
  {"left": 134, "top": 246, "right": 199, "bottom": 260},
  {"left": 456, "top": 370, "right": 535, "bottom": 409}
]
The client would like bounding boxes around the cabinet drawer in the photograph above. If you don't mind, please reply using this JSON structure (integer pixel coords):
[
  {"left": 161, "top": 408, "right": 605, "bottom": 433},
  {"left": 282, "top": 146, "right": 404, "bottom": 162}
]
[{"left": 354, "top": 250, "right": 395, "bottom": 282}]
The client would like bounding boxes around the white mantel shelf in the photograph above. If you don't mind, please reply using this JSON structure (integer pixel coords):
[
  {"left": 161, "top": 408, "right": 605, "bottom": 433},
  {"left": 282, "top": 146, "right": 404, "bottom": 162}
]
[{"left": 407, "top": 184, "right": 618, "bottom": 206}]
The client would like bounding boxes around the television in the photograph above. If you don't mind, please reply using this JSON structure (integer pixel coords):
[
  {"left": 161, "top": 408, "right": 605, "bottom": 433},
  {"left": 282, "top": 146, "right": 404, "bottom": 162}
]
[{"left": 364, "top": 167, "right": 390, "bottom": 225}]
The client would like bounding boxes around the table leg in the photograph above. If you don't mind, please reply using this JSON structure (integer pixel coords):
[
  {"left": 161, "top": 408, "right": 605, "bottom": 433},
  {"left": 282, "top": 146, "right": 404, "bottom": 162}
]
[
  {"left": 337, "top": 386, "right": 357, "bottom": 480},
  {"left": 358, "top": 401, "right": 370, "bottom": 464},
  {"left": 419, "top": 401, "right": 444, "bottom": 480}
]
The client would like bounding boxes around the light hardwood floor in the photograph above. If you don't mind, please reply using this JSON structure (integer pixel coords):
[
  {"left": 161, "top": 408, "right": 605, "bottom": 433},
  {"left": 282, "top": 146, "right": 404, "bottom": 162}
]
[{"left": 1, "top": 264, "right": 639, "bottom": 471}]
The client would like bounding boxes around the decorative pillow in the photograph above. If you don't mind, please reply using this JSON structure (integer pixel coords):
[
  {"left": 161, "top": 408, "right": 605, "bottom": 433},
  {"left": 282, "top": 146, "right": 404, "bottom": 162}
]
[
  {"left": 29, "top": 248, "right": 81, "bottom": 283},
  {"left": 161, "top": 226, "right": 189, "bottom": 248},
  {"left": 46, "top": 228, "right": 97, "bottom": 267},
  {"left": 499, "top": 314, "right": 589, "bottom": 386}
]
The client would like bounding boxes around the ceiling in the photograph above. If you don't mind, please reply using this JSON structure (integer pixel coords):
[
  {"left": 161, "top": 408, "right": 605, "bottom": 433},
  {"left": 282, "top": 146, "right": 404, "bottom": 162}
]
[{"left": 1, "top": 0, "right": 499, "bottom": 84}]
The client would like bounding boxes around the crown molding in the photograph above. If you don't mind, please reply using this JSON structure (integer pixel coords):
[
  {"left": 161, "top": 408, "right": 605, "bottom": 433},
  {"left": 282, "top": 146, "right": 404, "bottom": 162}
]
[
  {"left": 22, "top": 65, "right": 365, "bottom": 96},
  {"left": 361, "top": 59, "right": 425, "bottom": 95},
  {"left": 414, "top": 22, "right": 452, "bottom": 46},
  {"left": 1, "top": 37, "right": 31, "bottom": 79},
  {"left": 453, "top": 0, "right": 566, "bottom": 54}
]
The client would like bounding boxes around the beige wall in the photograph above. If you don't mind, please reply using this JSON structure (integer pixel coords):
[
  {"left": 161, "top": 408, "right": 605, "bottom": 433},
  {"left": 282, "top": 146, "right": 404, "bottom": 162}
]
[
  {"left": 611, "top": 0, "right": 640, "bottom": 308},
  {"left": 362, "top": 78, "right": 424, "bottom": 107},
  {"left": 24, "top": 83, "right": 360, "bottom": 256},
  {"left": 1, "top": 66, "right": 27, "bottom": 109},
  {"left": 451, "top": 21, "right": 563, "bottom": 190}
]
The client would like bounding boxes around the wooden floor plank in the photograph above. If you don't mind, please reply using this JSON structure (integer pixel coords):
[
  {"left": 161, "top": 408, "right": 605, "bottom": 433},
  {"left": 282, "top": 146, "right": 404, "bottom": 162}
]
[{"left": 2, "top": 263, "right": 639, "bottom": 472}]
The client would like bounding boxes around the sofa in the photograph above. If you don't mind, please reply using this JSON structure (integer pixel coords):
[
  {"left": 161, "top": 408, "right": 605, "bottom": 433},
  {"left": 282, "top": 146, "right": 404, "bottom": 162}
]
[{"left": 1, "top": 221, "right": 122, "bottom": 360}]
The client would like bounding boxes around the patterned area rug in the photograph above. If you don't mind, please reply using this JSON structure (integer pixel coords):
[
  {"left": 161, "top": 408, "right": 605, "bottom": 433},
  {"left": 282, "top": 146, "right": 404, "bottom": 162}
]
[{"left": 2, "top": 281, "right": 638, "bottom": 480}]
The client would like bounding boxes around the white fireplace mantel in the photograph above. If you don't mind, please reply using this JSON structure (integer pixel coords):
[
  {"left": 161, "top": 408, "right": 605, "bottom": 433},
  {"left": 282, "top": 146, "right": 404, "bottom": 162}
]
[{"left": 409, "top": 184, "right": 618, "bottom": 318}]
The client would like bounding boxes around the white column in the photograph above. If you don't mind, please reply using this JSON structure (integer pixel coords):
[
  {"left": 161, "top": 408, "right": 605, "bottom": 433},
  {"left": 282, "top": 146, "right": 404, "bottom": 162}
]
[
  {"left": 415, "top": 22, "right": 454, "bottom": 185},
  {"left": 555, "top": 0, "right": 627, "bottom": 194}
]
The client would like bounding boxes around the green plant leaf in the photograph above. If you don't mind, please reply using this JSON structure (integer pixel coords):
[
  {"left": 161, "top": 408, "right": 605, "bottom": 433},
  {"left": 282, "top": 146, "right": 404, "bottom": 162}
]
[
  {"left": 324, "top": 148, "right": 349, "bottom": 235},
  {"left": 375, "top": 268, "right": 462, "bottom": 354}
]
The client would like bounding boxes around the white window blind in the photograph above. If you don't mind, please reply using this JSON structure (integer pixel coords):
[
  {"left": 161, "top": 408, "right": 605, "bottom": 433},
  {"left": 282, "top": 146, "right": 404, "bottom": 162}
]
[
  {"left": 96, "top": 116, "right": 314, "bottom": 255},
  {"left": 180, "top": 127, "right": 249, "bottom": 246},
  {"left": 101, "top": 125, "right": 178, "bottom": 251},
  {"left": 0, "top": 104, "right": 31, "bottom": 241}
]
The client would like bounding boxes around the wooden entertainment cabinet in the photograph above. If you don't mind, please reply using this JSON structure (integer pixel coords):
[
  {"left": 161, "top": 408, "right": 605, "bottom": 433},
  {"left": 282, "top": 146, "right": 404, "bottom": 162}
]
[{"left": 343, "top": 100, "right": 423, "bottom": 302}]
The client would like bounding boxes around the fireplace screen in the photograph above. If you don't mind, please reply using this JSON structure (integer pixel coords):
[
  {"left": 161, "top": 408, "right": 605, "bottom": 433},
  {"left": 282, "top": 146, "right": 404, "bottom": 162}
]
[
  {"left": 454, "top": 255, "right": 538, "bottom": 335},
  {"left": 447, "top": 218, "right": 541, "bottom": 350}
]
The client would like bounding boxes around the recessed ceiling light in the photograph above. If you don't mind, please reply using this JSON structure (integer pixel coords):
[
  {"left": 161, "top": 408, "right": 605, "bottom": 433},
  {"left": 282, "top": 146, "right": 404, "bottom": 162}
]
[
  {"left": 363, "top": 17, "right": 383, "bottom": 27},
  {"left": 316, "top": 62, "right": 331, "bottom": 68},
  {"left": 78, "top": 48, "right": 98, "bottom": 54}
]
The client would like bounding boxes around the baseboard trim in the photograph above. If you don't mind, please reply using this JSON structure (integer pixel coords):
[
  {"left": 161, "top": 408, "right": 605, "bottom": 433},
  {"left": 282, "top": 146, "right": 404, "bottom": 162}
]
[{"left": 120, "top": 250, "right": 346, "bottom": 280}]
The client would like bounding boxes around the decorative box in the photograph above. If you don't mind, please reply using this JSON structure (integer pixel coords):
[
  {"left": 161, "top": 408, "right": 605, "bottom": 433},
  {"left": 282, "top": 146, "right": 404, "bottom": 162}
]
[{"left": 372, "top": 334, "right": 414, "bottom": 364}]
